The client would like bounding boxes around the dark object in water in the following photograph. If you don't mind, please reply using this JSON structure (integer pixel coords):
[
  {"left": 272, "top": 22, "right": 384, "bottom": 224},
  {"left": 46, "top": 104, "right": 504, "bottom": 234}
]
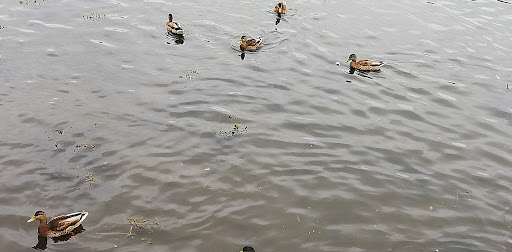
[{"left": 240, "top": 246, "right": 255, "bottom": 252}]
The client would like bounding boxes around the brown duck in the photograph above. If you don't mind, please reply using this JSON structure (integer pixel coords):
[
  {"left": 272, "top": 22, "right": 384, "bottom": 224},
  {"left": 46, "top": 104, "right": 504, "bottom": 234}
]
[
  {"left": 27, "top": 211, "right": 89, "bottom": 237},
  {"left": 166, "top": 13, "right": 183, "bottom": 35},
  {"left": 274, "top": 1, "right": 287, "bottom": 15},
  {"left": 239, "top": 36, "right": 263, "bottom": 51},
  {"left": 345, "top": 53, "right": 383, "bottom": 71}
]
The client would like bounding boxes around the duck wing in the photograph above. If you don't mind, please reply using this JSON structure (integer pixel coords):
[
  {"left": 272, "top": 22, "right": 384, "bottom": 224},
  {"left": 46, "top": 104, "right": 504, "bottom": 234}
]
[
  {"left": 47, "top": 212, "right": 88, "bottom": 237},
  {"left": 357, "top": 60, "right": 373, "bottom": 66},
  {"left": 168, "top": 22, "right": 181, "bottom": 29},
  {"left": 245, "top": 38, "right": 261, "bottom": 46},
  {"left": 355, "top": 64, "right": 381, "bottom": 71}
]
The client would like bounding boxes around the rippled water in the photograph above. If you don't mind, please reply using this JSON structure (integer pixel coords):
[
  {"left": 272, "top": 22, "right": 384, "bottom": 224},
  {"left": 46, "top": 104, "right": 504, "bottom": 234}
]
[{"left": 1, "top": 0, "right": 512, "bottom": 251}]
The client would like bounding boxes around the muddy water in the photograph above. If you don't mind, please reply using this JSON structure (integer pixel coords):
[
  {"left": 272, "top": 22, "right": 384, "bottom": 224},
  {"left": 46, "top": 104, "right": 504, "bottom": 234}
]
[{"left": 1, "top": 0, "right": 512, "bottom": 251}]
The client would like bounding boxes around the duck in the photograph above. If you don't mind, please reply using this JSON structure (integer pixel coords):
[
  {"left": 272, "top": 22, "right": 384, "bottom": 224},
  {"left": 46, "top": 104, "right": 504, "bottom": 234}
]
[
  {"left": 345, "top": 53, "right": 383, "bottom": 71},
  {"left": 274, "top": 1, "right": 287, "bottom": 15},
  {"left": 240, "top": 246, "right": 255, "bottom": 252},
  {"left": 239, "top": 36, "right": 263, "bottom": 51},
  {"left": 27, "top": 211, "right": 89, "bottom": 238},
  {"left": 166, "top": 13, "right": 183, "bottom": 35}
]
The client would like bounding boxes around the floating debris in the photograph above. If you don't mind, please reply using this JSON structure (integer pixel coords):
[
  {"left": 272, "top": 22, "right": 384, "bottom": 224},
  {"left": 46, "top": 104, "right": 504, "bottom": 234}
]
[
  {"left": 125, "top": 217, "right": 159, "bottom": 239},
  {"left": 45, "top": 129, "right": 64, "bottom": 138},
  {"left": 96, "top": 216, "right": 162, "bottom": 246},
  {"left": 453, "top": 190, "right": 471, "bottom": 208},
  {"left": 178, "top": 69, "right": 199, "bottom": 80},
  {"left": 74, "top": 142, "right": 96, "bottom": 152},
  {"left": 217, "top": 115, "right": 247, "bottom": 137},
  {"left": 81, "top": 171, "right": 97, "bottom": 185},
  {"left": 76, "top": 13, "right": 107, "bottom": 21},
  {"left": 19, "top": 0, "right": 44, "bottom": 5},
  {"left": 203, "top": 178, "right": 216, "bottom": 188},
  {"left": 217, "top": 123, "right": 247, "bottom": 137}
]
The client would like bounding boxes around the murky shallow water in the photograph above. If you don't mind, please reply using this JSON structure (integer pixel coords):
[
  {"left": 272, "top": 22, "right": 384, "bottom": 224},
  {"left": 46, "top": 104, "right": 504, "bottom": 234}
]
[{"left": 1, "top": 0, "right": 512, "bottom": 251}]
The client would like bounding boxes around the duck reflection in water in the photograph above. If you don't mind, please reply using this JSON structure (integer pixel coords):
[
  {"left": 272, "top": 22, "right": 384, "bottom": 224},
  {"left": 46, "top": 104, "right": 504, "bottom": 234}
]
[
  {"left": 166, "top": 34, "right": 184, "bottom": 44},
  {"left": 32, "top": 224, "right": 85, "bottom": 250},
  {"left": 174, "top": 35, "right": 184, "bottom": 44},
  {"left": 275, "top": 13, "right": 282, "bottom": 25}
]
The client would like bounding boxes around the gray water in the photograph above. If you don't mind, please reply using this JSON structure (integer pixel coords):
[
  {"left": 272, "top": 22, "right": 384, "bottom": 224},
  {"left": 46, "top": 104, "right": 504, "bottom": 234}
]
[{"left": 1, "top": 0, "right": 512, "bottom": 251}]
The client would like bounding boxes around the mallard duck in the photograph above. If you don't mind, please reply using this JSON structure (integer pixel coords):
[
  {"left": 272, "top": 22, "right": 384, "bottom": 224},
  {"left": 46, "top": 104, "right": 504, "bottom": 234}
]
[
  {"left": 345, "top": 53, "right": 383, "bottom": 71},
  {"left": 166, "top": 13, "right": 183, "bottom": 35},
  {"left": 239, "top": 36, "right": 263, "bottom": 51},
  {"left": 240, "top": 246, "right": 255, "bottom": 252},
  {"left": 27, "top": 211, "right": 88, "bottom": 238},
  {"left": 274, "top": 1, "right": 287, "bottom": 15}
]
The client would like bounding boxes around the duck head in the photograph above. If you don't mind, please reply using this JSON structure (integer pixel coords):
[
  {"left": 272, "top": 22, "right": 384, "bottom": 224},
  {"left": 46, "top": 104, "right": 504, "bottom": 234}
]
[
  {"left": 345, "top": 54, "right": 357, "bottom": 62},
  {"left": 27, "top": 211, "right": 46, "bottom": 223},
  {"left": 238, "top": 35, "right": 247, "bottom": 44}
]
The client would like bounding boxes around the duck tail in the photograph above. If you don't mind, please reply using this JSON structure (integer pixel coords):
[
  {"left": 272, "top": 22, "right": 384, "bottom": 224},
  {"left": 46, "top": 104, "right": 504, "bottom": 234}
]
[
  {"left": 80, "top": 211, "right": 89, "bottom": 222},
  {"left": 371, "top": 61, "right": 385, "bottom": 67}
]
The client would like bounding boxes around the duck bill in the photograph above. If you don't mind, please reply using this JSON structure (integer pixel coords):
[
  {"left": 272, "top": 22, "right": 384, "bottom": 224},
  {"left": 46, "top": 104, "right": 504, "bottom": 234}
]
[
  {"left": 27, "top": 216, "right": 36, "bottom": 222},
  {"left": 238, "top": 40, "right": 242, "bottom": 44},
  {"left": 345, "top": 58, "right": 350, "bottom": 62}
]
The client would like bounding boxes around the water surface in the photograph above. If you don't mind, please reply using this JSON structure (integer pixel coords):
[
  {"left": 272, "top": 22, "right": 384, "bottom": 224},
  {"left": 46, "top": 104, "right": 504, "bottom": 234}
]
[{"left": 1, "top": 0, "right": 512, "bottom": 251}]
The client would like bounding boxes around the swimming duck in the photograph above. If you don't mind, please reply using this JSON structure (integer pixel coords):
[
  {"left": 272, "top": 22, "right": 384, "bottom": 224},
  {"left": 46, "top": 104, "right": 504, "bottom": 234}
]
[
  {"left": 166, "top": 13, "right": 183, "bottom": 35},
  {"left": 240, "top": 246, "right": 255, "bottom": 252},
  {"left": 27, "top": 211, "right": 89, "bottom": 238},
  {"left": 345, "top": 53, "right": 383, "bottom": 71},
  {"left": 274, "top": 1, "right": 287, "bottom": 15},
  {"left": 239, "top": 36, "right": 263, "bottom": 51}
]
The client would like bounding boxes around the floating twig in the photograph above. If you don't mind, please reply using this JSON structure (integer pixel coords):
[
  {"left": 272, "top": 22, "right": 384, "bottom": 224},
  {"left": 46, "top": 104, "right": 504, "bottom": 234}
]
[
  {"left": 126, "top": 217, "right": 159, "bottom": 232},
  {"left": 96, "top": 232, "right": 129, "bottom": 235},
  {"left": 203, "top": 178, "right": 216, "bottom": 188},
  {"left": 127, "top": 225, "right": 134, "bottom": 238}
]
